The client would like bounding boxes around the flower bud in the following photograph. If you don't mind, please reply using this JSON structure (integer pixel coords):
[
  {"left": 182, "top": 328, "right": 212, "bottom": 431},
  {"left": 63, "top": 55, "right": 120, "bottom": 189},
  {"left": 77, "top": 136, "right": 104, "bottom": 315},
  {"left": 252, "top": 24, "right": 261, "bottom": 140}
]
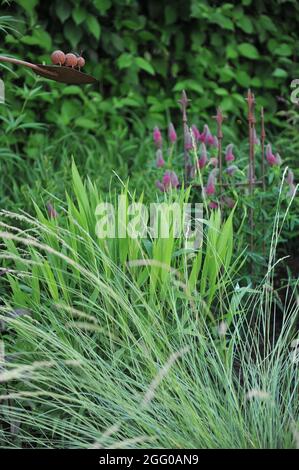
[
  {"left": 153, "top": 126, "right": 162, "bottom": 148},
  {"left": 225, "top": 144, "right": 235, "bottom": 162},
  {"left": 156, "top": 149, "right": 165, "bottom": 168},
  {"left": 168, "top": 123, "right": 177, "bottom": 143}
]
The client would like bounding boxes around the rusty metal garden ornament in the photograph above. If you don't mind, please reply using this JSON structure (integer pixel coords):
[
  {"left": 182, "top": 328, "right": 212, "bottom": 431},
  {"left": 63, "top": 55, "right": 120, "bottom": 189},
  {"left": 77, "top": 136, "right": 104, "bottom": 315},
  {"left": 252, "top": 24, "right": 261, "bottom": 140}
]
[{"left": 0, "top": 54, "right": 98, "bottom": 85}]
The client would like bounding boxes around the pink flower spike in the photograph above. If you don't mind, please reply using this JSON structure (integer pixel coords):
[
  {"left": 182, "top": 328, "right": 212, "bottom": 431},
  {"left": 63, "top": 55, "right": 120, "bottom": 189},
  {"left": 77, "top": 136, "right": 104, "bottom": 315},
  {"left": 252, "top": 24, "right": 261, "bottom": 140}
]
[
  {"left": 168, "top": 123, "right": 177, "bottom": 143},
  {"left": 206, "top": 181, "right": 216, "bottom": 196},
  {"left": 286, "top": 169, "right": 294, "bottom": 185},
  {"left": 266, "top": 143, "right": 277, "bottom": 166},
  {"left": 160, "top": 171, "right": 179, "bottom": 191},
  {"left": 202, "top": 124, "right": 213, "bottom": 145},
  {"left": 205, "top": 170, "right": 217, "bottom": 196},
  {"left": 210, "top": 168, "right": 219, "bottom": 179},
  {"left": 207, "top": 134, "right": 215, "bottom": 145},
  {"left": 209, "top": 201, "right": 218, "bottom": 210},
  {"left": 156, "top": 180, "right": 165, "bottom": 192},
  {"left": 156, "top": 149, "right": 165, "bottom": 168},
  {"left": 253, "top": 129, "right": 260, "bottom": 146},
  {"left": 225, "top": 144, "right": 235, "bottom": 162},
  {"left": 162, "top": 171, "right": 171, "bottom": 189},
  {"left": 223, "top": 196, "right": 236, "bottom": 209},
  {"left": 287, "top": 183, "right": 296, "bottom": 198},
  {"left": 209, "top": 157, "right": 218, "bottom": 168},
  {"left": 47, "top": 203, "right": 58, "bottom": 219},
  {"left": 275, "top": 153, "right": 282, "bottom": 166},
  {"left": 189, "top": 165, "right": 196, "bottom": 179},
  {"left": 211, "top": 136, "right": 219, "bottom": 148},
  {"left": 184, "top": 129, "right": 193, "bottom": 150},
  {"left": 226, "top": 165, "right": 238, "bottom": 176},
  {"left": 153, "top": 126, "right": 162, "bottom": 148},
  {"left": 198, "top": 143, "right": 208, "bottom": 169},
  {"left": 170, "top": 171, "right": 179, "bottom": 188},
  {"left": 191, "top": 124, "right": 201, "bottom": 142}
]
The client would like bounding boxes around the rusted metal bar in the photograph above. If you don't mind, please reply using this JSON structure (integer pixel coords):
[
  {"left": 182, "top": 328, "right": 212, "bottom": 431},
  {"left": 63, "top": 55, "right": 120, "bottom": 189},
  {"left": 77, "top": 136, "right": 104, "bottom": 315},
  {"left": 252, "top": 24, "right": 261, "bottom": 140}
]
[
  {"left": 0, "top": 55, "right": 97, "bottom": 84},
  {"left": 0, "top": 55, "right": 57, "bottom": 77}
]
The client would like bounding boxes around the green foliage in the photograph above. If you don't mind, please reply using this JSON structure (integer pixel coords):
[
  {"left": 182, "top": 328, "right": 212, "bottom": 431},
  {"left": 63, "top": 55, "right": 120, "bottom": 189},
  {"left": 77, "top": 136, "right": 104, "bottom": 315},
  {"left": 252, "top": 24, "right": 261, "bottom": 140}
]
[
  {"left": 0, "top": 195, "right": 298, "bottom": 448},
  {"left": 0, "top": 6, "right": 298, "bottom": 450},
  {"left": 0, "top": 162, "right": 237, "bottom": 323},
  {"left": 1, "top": 1, "right": 299, "bottom": 132}
]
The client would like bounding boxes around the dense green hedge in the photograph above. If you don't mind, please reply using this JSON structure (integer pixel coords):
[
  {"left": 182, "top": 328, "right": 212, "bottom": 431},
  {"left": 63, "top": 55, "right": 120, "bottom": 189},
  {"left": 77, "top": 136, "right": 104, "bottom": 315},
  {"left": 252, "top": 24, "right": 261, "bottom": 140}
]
[{"left": 1, "top": 0, "right": 299, "bottom": 131}]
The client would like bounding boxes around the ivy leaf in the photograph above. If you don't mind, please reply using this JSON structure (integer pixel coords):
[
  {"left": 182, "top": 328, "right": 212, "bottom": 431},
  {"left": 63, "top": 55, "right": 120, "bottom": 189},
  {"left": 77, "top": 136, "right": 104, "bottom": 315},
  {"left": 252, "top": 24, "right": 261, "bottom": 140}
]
[
  {"left": 238, "top": 43, "right": 259, "bottom": 59},
  {"left": 87, "top": 15, "right": 101, "bottom": 40},
  {"left": 135, "top": 57, "right": 155, "bottom": 75}
]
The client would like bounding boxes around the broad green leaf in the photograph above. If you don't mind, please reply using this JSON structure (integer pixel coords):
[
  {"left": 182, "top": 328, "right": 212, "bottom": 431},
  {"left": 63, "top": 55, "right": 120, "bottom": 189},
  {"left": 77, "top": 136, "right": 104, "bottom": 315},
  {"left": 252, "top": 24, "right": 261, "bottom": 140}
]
[
  {"left": 226, "top": 44, "right": 238, "bottom": 59},
  {"left": 135, "top": 57, "right": 155, "bottom": 75},
  {"left": 238, "top": 43, "right": 259, "bottom": 59},
  {"left": 87, "top": 15, "right": 101, "bottom": 40},
  {"left": 93, "top": 0, "right": 112, "bottom": 15},
  {"left": 173, "top": 80, "right": 203, "bottom": 95},
  {"left": 210, "top": 12, "right": 234, "bottom": 30},
  {"left": 56, "top": 0, "right": 72, "bottom": 23},
  {"left": 72, "top": 6, "right": 87, "bottom": 25},
  {"left": 117, "top": 53, "right": 133, "bottom": 69},
  {"left": 165, "top": 5, "right": 177, "bottom": 25},
  {"left": 237, "top": 16, "right": 253, "bottom": 34},
  {"left": 272, "top": 68, "right": 288, "bottom": 78},
  {"left": 16, "top": 0, "right": 38, "bottom": 14},
  {"left": 75, "top": 117, "right": 98, "bottom": 129},
  {"left": 236, "top": 70, "right": 251, "bottom": 87},
  {"left": 274, "top": 43, "right": 292, "bottom": 57},
  {"left": 259, "top": 15, "right": 277, "bottom": 33}
]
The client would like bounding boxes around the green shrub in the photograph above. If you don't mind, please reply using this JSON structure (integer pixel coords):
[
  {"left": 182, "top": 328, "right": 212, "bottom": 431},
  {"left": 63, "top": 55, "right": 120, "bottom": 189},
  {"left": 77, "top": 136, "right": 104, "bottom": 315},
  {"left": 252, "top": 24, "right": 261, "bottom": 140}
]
[{"left": 1, "top": 1, "right": 299, "bottom": 132}]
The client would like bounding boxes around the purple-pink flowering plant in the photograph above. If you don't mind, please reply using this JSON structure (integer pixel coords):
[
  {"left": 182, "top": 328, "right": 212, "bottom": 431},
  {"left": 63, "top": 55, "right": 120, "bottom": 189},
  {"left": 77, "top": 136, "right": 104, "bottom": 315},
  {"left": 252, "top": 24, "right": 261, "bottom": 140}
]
[
  {"left": 47, "top": 203, "right": 58, "bottom": 219},
  {"left": 156, "top": 171, "right": 180, "bottom": 192},
  {"left": 153, "top": 126, "right": 162, "bottom": 148},
  {"left": 191, "top": 124, "right": 201, "bottom": 142},
  {"left": 266, "top": 143, "right": 281, "bottom": 166},
  {"left": 225, "top": 144, "right": 235, "bottom": 162},
  {"left": 197, "top": 143, "right": 208, "bottom": 169},
  {"left": 156, "top": 149, "right": 165, "bottom": 168},
  {"left": 168, "top": 123, "right": 177, "bottom": 144}
]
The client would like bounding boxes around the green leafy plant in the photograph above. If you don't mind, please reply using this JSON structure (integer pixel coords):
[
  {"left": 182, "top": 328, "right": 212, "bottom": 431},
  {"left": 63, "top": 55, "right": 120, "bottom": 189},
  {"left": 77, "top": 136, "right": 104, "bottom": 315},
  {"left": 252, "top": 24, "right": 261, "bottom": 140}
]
[{"left": 0, "top": 197, "right": 298, "bottom": 448}]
